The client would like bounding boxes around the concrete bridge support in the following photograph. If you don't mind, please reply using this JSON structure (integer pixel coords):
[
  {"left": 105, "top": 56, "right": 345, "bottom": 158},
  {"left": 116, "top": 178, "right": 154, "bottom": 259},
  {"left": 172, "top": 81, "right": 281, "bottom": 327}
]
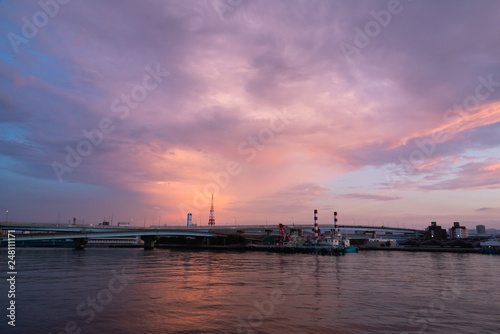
[
  {"left": 73, "top": 238, "right": 88, "bottom": 250},
  {"left": 142, "top": 235, "right": 157, "bottom": 250}
]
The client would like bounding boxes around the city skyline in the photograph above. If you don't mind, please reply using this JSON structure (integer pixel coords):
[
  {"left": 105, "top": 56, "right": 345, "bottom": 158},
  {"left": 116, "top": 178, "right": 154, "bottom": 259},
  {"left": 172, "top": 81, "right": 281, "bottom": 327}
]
[{"left": 1, "top": 0, "right": 500, "bottom": 229}]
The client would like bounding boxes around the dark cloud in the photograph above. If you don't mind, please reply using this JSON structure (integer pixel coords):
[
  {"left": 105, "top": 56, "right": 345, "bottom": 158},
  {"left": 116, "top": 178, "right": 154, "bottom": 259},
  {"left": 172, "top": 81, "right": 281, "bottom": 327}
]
[{"left": 476, "top": 207, "right": 492, "bottom": 212}]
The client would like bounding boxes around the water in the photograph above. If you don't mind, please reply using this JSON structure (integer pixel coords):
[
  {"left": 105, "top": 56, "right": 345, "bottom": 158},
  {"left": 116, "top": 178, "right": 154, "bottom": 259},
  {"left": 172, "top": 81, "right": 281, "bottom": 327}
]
[{"left": 1, "top": 248, "right": 499, "bottom": 334}]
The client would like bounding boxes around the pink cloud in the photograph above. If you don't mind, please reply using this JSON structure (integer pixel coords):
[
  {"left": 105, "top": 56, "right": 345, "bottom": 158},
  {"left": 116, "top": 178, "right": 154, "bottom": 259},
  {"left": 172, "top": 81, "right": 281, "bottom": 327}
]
[
  {"left": 340, "top": 193, "right": 402, "bottom": 201},
  {"left": 2, "top": 0, "right": 500, "bottom": 228}
]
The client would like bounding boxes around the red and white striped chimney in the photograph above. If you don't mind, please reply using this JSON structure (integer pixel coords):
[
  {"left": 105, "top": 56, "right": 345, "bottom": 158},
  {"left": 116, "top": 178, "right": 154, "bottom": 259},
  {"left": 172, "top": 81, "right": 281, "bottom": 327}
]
[
  {"left": 334, "top": 211, "right": 338, "bottom": 235},
  {"left": 314, "top": 209, "right": 318, "bottom": 239}
]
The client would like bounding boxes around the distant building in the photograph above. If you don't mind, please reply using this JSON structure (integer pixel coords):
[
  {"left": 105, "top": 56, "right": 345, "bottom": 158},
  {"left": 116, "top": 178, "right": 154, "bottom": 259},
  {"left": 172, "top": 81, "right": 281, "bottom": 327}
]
[
  {"left": 187, "top": 213, "right": 193, "bottom": 227},
  {"left": 424, "top": 222, "right": 448, "bottom": 240},
  {"left": 449, "top": 222, "right": 469, "bottom": 239},
  {"left": 476, "top": 225, "right": 486, "bottom": 234},
  {"left": 117, "top": 222, "right": 130, "bottom": 227}
]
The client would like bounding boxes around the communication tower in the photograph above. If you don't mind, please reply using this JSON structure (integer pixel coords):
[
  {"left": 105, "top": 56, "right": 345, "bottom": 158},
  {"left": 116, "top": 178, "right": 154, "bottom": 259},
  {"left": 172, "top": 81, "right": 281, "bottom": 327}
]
[{"left": 208, "top": 194, "right": 215, "bottom": 226}]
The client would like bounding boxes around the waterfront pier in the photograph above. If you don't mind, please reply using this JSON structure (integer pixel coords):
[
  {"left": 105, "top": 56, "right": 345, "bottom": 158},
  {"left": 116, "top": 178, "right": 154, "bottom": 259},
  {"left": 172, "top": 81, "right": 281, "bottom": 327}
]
[{"left": 1, "top": 221, "right": 423, "bottom": 250}]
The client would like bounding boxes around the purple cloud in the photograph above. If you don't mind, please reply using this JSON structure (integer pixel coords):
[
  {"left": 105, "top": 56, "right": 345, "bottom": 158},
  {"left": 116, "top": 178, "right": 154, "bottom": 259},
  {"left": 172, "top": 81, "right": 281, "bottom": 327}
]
[
  {"left": 476, "top": 207, "right": 492, "bottom": 212},
  {"left": 340, "top": 193, "right": 402, "bottom": 201},
  {"left": 1, "top": 0, "right": 500, "bottom": 226}
]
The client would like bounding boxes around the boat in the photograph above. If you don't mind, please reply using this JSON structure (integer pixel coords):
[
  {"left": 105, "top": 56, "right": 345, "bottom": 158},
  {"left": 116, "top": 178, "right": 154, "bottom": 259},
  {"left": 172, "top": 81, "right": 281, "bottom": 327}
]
[
  {"left": 341, "top": 238, "right": 359, "bottom": 253},
  {"left": 330, "top": 226, "right": 359, "bottom": 253},
  {"left": 480, "top": 238, "right": 500, "bottom": 254},
  {"left": 269, "top": 224, "right": 351, "bottom": 255}
]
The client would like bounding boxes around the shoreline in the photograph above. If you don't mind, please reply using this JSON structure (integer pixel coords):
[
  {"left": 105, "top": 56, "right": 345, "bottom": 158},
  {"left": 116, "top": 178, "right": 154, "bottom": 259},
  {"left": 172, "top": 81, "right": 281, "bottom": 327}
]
[
  {"left": 0, "top": 243, "right": 485, "bottom": 254},
  {"left": 358, "top": 247, "right": 480, "bottom": 253},
  {"left": 157, "top": 244, "right": 482, "bottom": 254}
]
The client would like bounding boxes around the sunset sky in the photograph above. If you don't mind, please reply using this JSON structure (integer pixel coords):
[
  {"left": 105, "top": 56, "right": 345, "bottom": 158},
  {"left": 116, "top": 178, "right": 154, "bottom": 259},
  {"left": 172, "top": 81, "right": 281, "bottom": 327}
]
[{"left": 1, "top": 0, "right": 499, "bottom": 229}]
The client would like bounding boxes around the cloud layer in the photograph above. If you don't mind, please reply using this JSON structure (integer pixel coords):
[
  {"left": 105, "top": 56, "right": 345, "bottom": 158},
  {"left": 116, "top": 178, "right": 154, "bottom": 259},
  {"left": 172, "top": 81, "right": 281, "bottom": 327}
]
[{"left": 1, "top": 0, "right": 499, "bottom": 228}]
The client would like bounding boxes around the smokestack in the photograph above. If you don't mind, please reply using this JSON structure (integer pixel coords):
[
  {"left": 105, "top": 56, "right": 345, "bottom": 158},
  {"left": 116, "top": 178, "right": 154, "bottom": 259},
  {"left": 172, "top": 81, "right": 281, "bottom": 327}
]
[
  {"left": 334, "top": 211, "right": 338, "bottom": 235},
  {"left": 314, "top": 209, "right": 318, "bottom": 239}
]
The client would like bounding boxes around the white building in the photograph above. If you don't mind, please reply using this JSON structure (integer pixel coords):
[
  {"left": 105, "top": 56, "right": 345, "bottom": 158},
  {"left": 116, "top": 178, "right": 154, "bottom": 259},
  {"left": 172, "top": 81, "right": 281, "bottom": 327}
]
[{"left": 449, "top": 222, "right": 469, "bottom": 239}]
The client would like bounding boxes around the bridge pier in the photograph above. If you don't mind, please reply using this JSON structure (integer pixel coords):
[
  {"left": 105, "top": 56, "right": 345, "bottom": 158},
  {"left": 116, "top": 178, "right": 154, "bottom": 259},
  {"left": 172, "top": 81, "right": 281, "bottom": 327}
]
[
  {"left": 73, "top": 238, "right": 88, "bottom": 250},
  {"left": 142, "top": 235, "right": 157, "bottom": 250}
]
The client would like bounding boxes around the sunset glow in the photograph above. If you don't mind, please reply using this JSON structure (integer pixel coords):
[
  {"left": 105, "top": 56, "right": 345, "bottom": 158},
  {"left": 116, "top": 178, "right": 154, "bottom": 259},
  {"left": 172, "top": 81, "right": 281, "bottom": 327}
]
[{"left": 1, "top": 0, "right": 499, "bottom": 229}]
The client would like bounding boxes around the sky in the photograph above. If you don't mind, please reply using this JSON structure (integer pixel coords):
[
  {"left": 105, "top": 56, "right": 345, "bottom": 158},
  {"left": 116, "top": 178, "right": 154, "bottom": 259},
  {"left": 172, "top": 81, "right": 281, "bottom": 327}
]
[{"left": 1, "top": 0, "right": 499, "bottom": 229}]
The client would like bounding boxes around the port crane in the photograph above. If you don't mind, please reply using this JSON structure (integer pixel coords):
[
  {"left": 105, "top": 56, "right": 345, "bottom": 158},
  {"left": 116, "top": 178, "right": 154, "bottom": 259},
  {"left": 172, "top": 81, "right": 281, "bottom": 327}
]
[{"left": 276, "top": 223, "right": 291, "bottom": 244}]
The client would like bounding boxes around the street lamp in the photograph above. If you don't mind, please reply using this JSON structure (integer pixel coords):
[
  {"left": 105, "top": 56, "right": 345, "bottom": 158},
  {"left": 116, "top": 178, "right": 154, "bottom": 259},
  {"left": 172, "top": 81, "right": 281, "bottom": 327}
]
[
  {"left": 234, "top": 216, "right": 237, "bottom": 224},
  {"left": 5, "top": 210, "right": 8, "bottom": 222},
  {"left": 265, "top": 216, "right": 268, "bottom": 225}
]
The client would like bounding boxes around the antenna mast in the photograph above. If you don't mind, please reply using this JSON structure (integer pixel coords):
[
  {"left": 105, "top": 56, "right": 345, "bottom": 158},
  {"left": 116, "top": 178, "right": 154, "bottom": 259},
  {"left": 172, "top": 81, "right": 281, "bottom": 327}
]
[{"left": 208, "top": 194, "right": 215, "bottom": 226}]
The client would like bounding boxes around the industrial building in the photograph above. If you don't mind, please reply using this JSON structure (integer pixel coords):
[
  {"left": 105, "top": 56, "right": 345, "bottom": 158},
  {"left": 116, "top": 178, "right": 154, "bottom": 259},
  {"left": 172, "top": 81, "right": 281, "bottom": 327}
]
[{"left": 424, "top": 222, "right": 448, "bottom": 240}]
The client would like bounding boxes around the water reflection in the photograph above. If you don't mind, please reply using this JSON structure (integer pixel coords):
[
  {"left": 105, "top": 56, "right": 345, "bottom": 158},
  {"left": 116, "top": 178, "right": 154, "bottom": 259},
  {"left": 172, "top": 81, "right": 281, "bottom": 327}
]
[{"left": 2, "top": 248, "right": 499, "bottom": 334}]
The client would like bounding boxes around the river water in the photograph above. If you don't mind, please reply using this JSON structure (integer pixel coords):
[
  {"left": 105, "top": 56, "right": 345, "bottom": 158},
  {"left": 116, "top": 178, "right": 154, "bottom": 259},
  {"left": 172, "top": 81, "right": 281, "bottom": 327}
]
[{"left": 1, "top": 248, "right": 499, "bottom": 334}]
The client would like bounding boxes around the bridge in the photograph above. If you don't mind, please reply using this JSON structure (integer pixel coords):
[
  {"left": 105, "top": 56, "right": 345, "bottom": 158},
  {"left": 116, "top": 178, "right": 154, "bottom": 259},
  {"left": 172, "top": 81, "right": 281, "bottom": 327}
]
[
  {"left": 0, "top": 222, "right": 423, "bottom": 249},
  {"left": 0, "top": 223, "right": 217, "bottom": 250}
]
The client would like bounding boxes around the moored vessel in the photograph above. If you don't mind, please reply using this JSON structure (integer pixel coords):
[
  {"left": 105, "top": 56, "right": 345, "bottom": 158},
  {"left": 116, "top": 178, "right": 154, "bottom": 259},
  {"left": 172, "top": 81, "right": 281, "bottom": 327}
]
[{"left": 480, "top": 238, "right": 500, "bottom": 254}]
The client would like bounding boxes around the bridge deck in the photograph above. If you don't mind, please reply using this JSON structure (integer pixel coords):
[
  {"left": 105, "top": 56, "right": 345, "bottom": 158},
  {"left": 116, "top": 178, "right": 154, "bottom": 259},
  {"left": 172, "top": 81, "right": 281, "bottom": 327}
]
[
  {"left": 1, "top": 222, "right": 423, "bottom": 242},
  {"left": 3, "top": 231, "right": 215, "bottom": 242}
]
